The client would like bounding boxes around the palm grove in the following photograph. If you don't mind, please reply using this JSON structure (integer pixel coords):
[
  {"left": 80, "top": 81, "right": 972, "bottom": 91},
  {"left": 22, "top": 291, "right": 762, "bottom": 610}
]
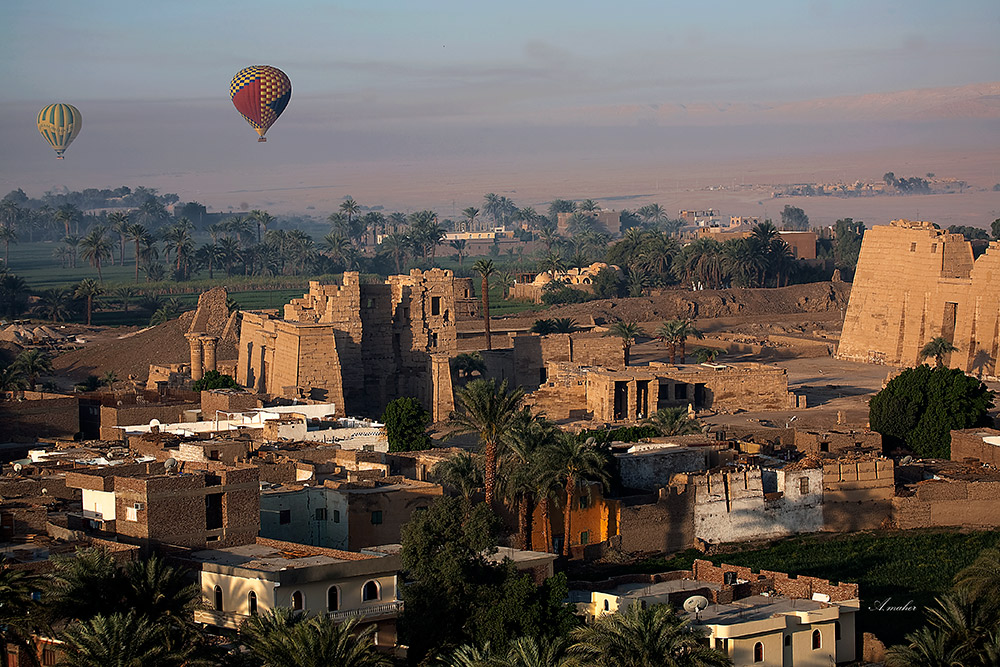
[{"left": 0, "top": 186, "right": 875, "bottom": 329}]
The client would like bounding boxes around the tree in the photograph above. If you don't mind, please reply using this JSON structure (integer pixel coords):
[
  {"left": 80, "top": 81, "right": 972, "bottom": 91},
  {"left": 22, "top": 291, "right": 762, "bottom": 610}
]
[
  {"left": 692, "top": 347, "right": 722, "bottom": 363},
  {"left": 500, "top": 413, "right": 560, "bottom": 550},
  {"left": 919, "top": 337, "right": 959, "bottom": 369},
  {"left": 113, "top": 286, "right": 137, "bottom": 314},
  {"left": 250, "top": 209, "right": 274, "bottom": 244},
  {"left": 0, "top": 224, "right": 17, "bottom": 266},
  {"left": 546, "top": 435, "right": 609, "bottom": 556},
  {"left": 433, "top": 451, "right": 484, "bottom": 503},
  {"left": 241, "top": 612, "right": 389, "bottom": 667},
  {"left": 0, "top": 364, "right": 27, "bottom": 396},
  {"left": 60, "top": 611, "right": 184, "bottom": 667},
  {"left": 992, "top": 218, "right": 1000, "bottom": 240},
  {"left": 80, "top": 226, "right": 113, "bottom": 282},
  {"left": 451, "top": 239, "right": 468, "bottom": 267},
  {"left": 474, "top": 259, "right": 497, "bottom": 351},
  {"left": 869, "top": 365, "right": 993, "bottom": 458},
  {"left": 462, "top": 206, "right": 481, "bottom": 232},
  {"left": 382, "top": 396, "right": 432, "bottom": 452},
  {"left": 73, "top": 279, "right": 103, "bottom": 326},
  {"left": 591, "top": 267, "right": 625, "bottom": 299},
  {"left": 603, "top": 322, "right": 644, "bottom": 366},
  {"left": 0, "top": 273, "right": 29, "bottom": 318},
  {"left": 550, "top": 318, "right": 581, "bottom": 334},
  {"left": 779, "top": 205, "right": 809, "bottom": 231},
  {"left": 451, "top": 378, "right": 525, "bottom": 508},
  {"left": 453, "top": 352, "right": 487, "bottom": 380},
  {"left": 14, "top": 349, "right": 52, "bottom": 390},
  {"left": 191, "top": 370, "right": 238, "bottom": 391},
  {"left": 47, "top": 547, "right": 128, "bottom": 622},
  {"left": 644, "top": 408, "right": 702, "bottom": 436},
  {"left": 127, "top": 223, "right": 150, "bottom": 282},
  {"left": 531, "top": 319, "right": 556, "bottom": 335},
  {"left": 569, "top": 602, "right": 731, "bottom": 667},
  {"left": 107, "top": 211, "right": 130, "bottom": 266},
  {"left": 0, "top": 563, "right": 42, "bottom": 665}
]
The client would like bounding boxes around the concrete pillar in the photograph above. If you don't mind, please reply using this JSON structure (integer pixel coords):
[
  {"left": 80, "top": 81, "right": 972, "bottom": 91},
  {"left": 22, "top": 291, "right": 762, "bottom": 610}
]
[
  {"left": 201, "top": 336, "right": 219, "bottom": 374},
  {"left": 186, "top": 334, "right": 204, "bottom": 381}
]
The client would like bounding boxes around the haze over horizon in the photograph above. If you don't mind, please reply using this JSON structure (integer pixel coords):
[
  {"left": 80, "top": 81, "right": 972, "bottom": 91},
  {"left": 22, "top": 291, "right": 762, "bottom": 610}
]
[{"left": 3, "top": 1, "right": 999, "bottom": 217}]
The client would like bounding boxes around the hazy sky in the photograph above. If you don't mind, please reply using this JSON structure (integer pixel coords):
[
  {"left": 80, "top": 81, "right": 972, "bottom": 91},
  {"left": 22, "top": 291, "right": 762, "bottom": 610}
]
[{"left": 2, "top": 0, "right": 998, "bottom": 210}]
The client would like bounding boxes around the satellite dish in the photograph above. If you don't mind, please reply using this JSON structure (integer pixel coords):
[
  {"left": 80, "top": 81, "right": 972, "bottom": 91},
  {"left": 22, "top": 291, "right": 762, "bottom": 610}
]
[
  {"left": 13, "top": 463, "right": 23, "bottom": 473},
  {"left": 41, "top": 488, "right": 48, "bottom": 495},
  {"left": 900, "top": 456, "right": 913, "bottom": 465},
  {"left": 164, "top": 457, "right": 178, "bottom": 472},
  {"left": 683, "top": 595, "right": 709, "bottom": 614},
  {"left": 149, "top": 419, "right": 161, "bottom": 427}
]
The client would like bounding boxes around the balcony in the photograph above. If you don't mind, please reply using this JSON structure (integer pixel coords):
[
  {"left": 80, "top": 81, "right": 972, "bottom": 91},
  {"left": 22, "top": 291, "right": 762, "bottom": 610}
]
[{"left": 328, "top": 600, "right": 404, "bottom": 622}]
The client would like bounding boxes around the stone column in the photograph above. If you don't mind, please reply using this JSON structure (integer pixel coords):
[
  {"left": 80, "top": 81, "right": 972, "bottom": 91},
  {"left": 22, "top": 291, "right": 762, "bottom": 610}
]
[
  {"left": 186, "top": 334, "right": 204, "bottom": 382},
  {"left": 201, "top": 336, "right": 219, "bottom": 374}
]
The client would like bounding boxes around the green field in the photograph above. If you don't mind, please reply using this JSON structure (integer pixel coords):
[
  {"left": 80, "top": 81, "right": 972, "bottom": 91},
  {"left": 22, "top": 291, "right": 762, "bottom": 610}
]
[{"left": 587, "top": 530, "right": 1000, "bottom": 647}]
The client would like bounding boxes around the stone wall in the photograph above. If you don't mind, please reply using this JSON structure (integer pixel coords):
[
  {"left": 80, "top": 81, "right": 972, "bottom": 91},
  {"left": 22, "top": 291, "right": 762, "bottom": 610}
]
[
  {"left": 0, "top": 392, "right": 79, "bottom": 442},
  {"left": 99, "top": 402, "right": 199, "bottom": 441},
  {"left": 892, "top": 478, "right": 1000, "bottom": 529},
  {"left": 513, "top": 334, "right": 623, "bottom": 391},
  {"left": 615, "top": 446, "right": 716, "bottom": 492},
  {"left": 822, "top": 457, "right": 894, "bottom": 531},
  {"left": 838, "top": 220, "right": 1000, "bottom": 376},
  {"left": 795, "top": 429, "right": 882, "bottom": 456},
  {"left": 950, "top": 428, "right": 1000, "bottom": 466},
  {"left": 691, "top": 560, "right": 859, "bottom": 601},
  {"left": 617, "top": 488, "right": 695, "bottom": 554}
]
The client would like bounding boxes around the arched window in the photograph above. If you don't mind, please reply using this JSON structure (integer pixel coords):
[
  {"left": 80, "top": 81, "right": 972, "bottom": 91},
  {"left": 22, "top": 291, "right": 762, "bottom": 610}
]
[
  {"left": 603, "top": 599, "right": 610, "bottom": 611},
  {"left": 214, "top": 585, "right": 223, "bottom": 611},
  {"left": 327, "top": 586, "right": 340, "bottom": 612},
  {"left": 291, "top": 590, "right": 304, "bottom": 611},
  {"left": 812, "top": 629, "right": 822, "bottom": 649},
  {"left": 362, "top": 580, "right": 380, "bottom": 602},
  {"left": 247, "top": 591, "right": 257, "bottom": 616},
  {"left": 753, "top": 642, "right": 764, "bottom": 663}
]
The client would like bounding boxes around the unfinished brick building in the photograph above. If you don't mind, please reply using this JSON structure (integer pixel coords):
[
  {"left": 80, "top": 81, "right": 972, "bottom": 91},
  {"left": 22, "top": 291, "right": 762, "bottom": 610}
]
[
  {"left": 237, "top": 270, "right": 477, "bottom": 416},
  {"left": 838, "top": 219, "right": 1000, "bottom": 376}
]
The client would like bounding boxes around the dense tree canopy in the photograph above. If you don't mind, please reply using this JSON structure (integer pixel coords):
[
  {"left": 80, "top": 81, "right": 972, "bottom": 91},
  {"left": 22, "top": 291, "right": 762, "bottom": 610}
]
[
  {"left": 869, "top": 365, "right": 994, "bottom": 458},
  {"left": 382, "top": 396, "right": 433, "bottom": 452}
]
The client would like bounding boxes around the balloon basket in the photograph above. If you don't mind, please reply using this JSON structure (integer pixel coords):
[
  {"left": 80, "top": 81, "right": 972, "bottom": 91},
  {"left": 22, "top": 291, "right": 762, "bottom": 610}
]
[
  {"left": 258, "top": 137, "right": 267, "bottom": 142},
  {"left": 56, "top": 156, "right": 65, "bottom": 160}
]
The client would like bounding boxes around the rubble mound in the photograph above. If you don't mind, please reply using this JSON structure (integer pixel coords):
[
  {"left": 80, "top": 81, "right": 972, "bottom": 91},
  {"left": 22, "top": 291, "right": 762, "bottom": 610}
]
[
  {"left": 527, "top": 281, "right": 851, "bottom": 324},
  {"left": 52, "top": 287, "right": 239, "bottom": 381}
]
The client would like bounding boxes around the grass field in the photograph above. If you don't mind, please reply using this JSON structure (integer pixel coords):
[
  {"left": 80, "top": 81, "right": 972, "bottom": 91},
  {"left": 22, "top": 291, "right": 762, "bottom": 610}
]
[{"left": 582, "top": 529, "right": 1000, "bottom": 647}]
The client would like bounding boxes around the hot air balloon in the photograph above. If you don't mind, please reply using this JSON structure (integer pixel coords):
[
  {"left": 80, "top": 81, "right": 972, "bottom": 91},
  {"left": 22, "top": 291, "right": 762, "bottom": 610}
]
[
  {"left": 37, "top": 104, "right": 82, "bottom": 159},
  {"left": 230, "top": 65, "right": 291, "bottom": 142}
]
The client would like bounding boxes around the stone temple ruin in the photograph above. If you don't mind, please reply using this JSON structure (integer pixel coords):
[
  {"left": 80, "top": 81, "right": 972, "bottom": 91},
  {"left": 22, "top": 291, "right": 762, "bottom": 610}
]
[
  {"left": 838, "top": 219, "right": 1000, "bottom": 376},
  {"left": 237, "top": 270, "right": 478, "bottom": 416}
]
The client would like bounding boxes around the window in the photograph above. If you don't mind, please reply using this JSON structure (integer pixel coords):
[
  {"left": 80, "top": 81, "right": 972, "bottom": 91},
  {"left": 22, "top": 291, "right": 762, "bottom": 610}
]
[
  {"left": 333, "top": 509, "right": 341, "bottom": 523},
  {"left": 835, "top": 621, "right": 841, "bottom": 640},
  {"left": 248, "top": 591, "right": 257, "bottom": 615},
  {"left": 580, "top": 530, "right": 590, "bottom": 545},
  {"left": 291, "top": 590, "right": 304, "bottom": 611},
  {"left": 784, "top": 635, "right": 791, "bottom": 647},
  {"left": 931, "top": 243, "right": 937, "bottom": 254},
  {"left": 820, "top": 442, "right": 830, "bottom": 453},
  {"left": 214, "top": 585, "right": 223, "bottom": 611},
  {"left": 279, "top": 509, "right": 291, "bottom": 525},
  {"left": 430, "top": 332, "right": 438, "bottom": 348},
  {"left": 910, "top": 242, "right": 917, "bottom": 252},
  {"left": 371, "top": 510, "right": 383, "bottom": 525},
  {"left": 362, "top": 580, "right": 380, "bottom": 602},
  {"left": 799, "top": 477, "right": 810, "bottom": 495},
  {"left": 716, "top": 637, "right": 728, "bottom": 652},
  {"left": 812, "top": 629, "right": 822, "bottom": 649},
  {"left": 753, "top": 642, "right": 764, "bottom": 662},
  {"left": 327, "top": 586, "right": 340, "bottom": 612},
  {"left": 315, "top": 507, "right": 327, "bottom": 521},
  {"left": 42, "top": 649, "right": 57, "bottom": 666},
  {"left": 431, "top": 296, "right": 441, "bottom": 316},
  {"left": 579, "top": 494, "right": 590, "bottom": 509},
  {"left": 603, "top": 599, "right": 610, "bottom": 611}
]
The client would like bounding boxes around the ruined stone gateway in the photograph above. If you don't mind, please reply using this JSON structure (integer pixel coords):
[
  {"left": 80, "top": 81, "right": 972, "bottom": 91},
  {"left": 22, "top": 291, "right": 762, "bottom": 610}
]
[
  {"left": 838, "top": 219, "right": 1000, "bottom": 376},
  {"left": 237, "top": 270, "right": 477, "bottom": 416}
]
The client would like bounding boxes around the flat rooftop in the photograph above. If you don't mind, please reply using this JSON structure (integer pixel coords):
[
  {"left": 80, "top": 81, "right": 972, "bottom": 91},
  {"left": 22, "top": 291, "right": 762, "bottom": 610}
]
[
  {"left": 606, "top": 578, "right": 721, "bottom": 599},
  {"left": 189, "top": 538, "right": 376, "bottom": 572},
  {"left": 689, "top": 595, "right": 832, "bottom": 625}
]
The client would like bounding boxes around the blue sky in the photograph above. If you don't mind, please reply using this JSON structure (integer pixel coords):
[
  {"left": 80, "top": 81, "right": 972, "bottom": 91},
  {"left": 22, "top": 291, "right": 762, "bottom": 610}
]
[{"left": 2, "top": 0, "right": 998, "bottom": 208}]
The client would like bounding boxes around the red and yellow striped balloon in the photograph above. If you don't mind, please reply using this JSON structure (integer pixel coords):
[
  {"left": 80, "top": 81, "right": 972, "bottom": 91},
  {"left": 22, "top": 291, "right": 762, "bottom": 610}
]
[{"left": 230, "top": 65, "right": 291, "bottom": 142}]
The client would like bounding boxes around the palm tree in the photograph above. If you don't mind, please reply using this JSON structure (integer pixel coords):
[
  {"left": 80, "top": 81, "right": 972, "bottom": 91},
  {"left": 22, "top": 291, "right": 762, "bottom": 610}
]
[
  {"left": 539, "top": 251, "right": 565, "bottom": 277},
  {"left": 107, "top": 211, "right": 130, "bottom": 265},
  {"left": 569, "top": 602, "right": 731, "bottom": 667},
  {"left": 381, "top": 232, "right": 409, "bottom": 274},
  {"left": 473, "top": 259, "right": 496, "bottom": 351},
  {"left": 74, "top": 279, "right": 103, "bottom": 326},
  {"left": 241, "top": 611, "right": 389, "bottom": 667},
  {"left": 113, "top": 286, "right": 138, "bottom": 314},
  {"left": 33, "top": 288, "right": 74, "bottom": 322},
  {"left": 250, "top": 209, "right": 275, "bottom": 243},
  {"left": 127, "top": 223, "right": 149, "bottom": 282},
  {"left": 531, "top": 319, "right": 556, "bottom": 335},
  {"left": 60, "top": 611, "right": 183, "bottom": 667},
  {"left": 450, "top": 239, "right": 468, "bottom": 267},
  {"left": 0, "top": 225, "right": 17, "bottom": 266},
  {"left": 0, "top": 563, "right": 42, "bottom": 665},
  {"left": 577, "top": 199, "right": 599, "bottom": 213},
  {"left": 54, "top": 204, "right": 81, "bottom": 238},
  {"left": 656, "top": 319, "right": 702, "bottom": 364},
  {"left": 47, "top": 547, "right": 127, "bottom": 622},
  {"left": 63, "top": 234, "right": 80, "bottom": 269},
  {"left": 644, "top": 408, "right": 702, "bottom": 436},
  {"left": 551, "top": 318, "right": 581, "bottom": 334},
  {"left": 502, "top": 413, "right": 560, "bottom": 550},
  {"left": 547, "top": 435, "right": 609, "bottom": 557},
  {"left": 692, "top": 347, "right": 722, "bottom": 364},
  {"left": 80, "top": 227, "right": 112, "bottom": 282},
  {"left": 0, "top": 365, "right": 27, "bottom": 397},
  {"left": 953, "top": 548, "right": 1000, "bottom": 612},
  {"left": 920, "top": 337, "right": 959, "bottom": 368},
  {"left": 604, "top": 321, "right": 645, "bottom": 366},
  {"left": 432, "top": 451, "right": 484, "bottom": 503},
  {"left": 14, "top": 349, "right": 52, "bottom": 390},
  {"left": 450, "top": 378, "right": 525, "bottom": 508},
  {"left": 461, "top": 206, "right": 480, "bottom": 232}
]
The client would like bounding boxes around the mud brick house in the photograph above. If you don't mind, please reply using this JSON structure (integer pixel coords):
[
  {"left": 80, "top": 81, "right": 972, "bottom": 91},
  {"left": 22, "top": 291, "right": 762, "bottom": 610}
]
[
  {"left": 189, "top": 538, "right": 402, "bottom": 647},
  {"left": 237, "top": 270, "right": 478, "bottom": 416},
  {"left": 64, "top": 461, "right": 259, "bottom": 549},
  {"left": 0, "top": 391, "right": 79, "bottom": 442},
  {"left": 950, "top": 428, "right": 1000, "bottom": 467},
  {"left": 838, "top": 219, "right": 1000, "bottom": 376}
]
